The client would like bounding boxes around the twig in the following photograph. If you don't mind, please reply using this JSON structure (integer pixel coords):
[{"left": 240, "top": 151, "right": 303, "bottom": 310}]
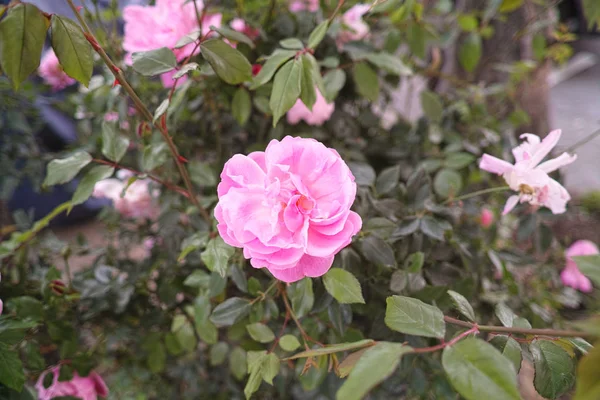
[
  {"left": 444, "top": 186, "right": 510, "bottom": 205},
  {"left": 412, "top": 326, "right": 479, "bottom": 353},
  {"left": 564, "top": 128, "right": 600, "bottom": 154},
  {"left": 280, "top": 284, "right": 323, "bottom": 346}
]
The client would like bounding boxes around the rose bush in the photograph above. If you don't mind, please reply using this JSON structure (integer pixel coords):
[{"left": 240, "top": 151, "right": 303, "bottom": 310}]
[{"left": 1, "top": 0, "right": 600, "bottom": 399}]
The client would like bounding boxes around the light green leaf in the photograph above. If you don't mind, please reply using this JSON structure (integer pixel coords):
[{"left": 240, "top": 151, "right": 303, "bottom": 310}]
[
  {"left": 0, "top": 3, "right": 49, "bottom": 89},
  {"left": 201, "top": 236, "right": 234, "bottom": 277},
  {"left": 384, "top": 295, "right": 446, "bottom": 338},
  {"left": 172, "top": 62, "right": 200, "bottom": 79},
  {"left": 171, "top": 315, "right": 197, "bottom": 353},
  {"left": 459, "top": 33, "right": 482, "bottom": 73},
  {"left": 322, "top": 268, "right": 365, "bottom": 304},
  {"left": 574, "top": 255, "right": 600, "bottom": 287},
  {"left": 445, "top": 152, "right": 476, "bottom": 169},
  {"left": 132, "top": 47, "right": 177, "bottom": 76},
  {"left": 447, "top": 290, "right": 476, "bottom": 322},
  {"left": 71, "top": 165, "right": 114, "bottom": 206},
  {"left": 210, "top": 342, "right": 229, "bottom": 366},
  {"left": 442, "top": 338, "right": 520, "bottom": 400},
  {"left": 495, "top": 303, "right": 516, "bottom": 327},
  {"left": 573, "top": 343, "right": 600, "bottom": 400},
  {"left": 336, "top": 342, "right": 412, "bottom": 400},
  {"left": 230, "top": 347, "right": 247, "bottom": 380},
  {"left": 142, "top": 143, "right": 169, "bottom": 172},
  {"left": 246, "top": 323, "right": 275, "bottom": 343},
  {"left": 530, "top": 339, "right": 576, "bottom": 399},
  {"left": 232, "top": 87, "right": 252, "bottom": 126},
  {"left": 490, "top": 335, "right": 522, "bottom": 373},
  {"left": 286, "top": 339, "right": 375, "bottom": 360},
  {"left": 434, "top": 168, "right": 463, "bottom": 198},
  {"left": 420, "top": 90, "right": 443, "bottom": 122},
  {"left": 101, "top": 122, "right": 129, "bottom": 162},
  {"left": 365, "top": 52, "right": 412, "bottom": 76},
  {"left": 352, "top": 62, "right": 379, "bottom": 101},
  {"left": 269, "top": 58, "right": 302, "bottom": 126},
  {"left": 50, "top": 15, "right": 93, "bottom": 86},
  {"left": 0, "top": 343, "right": 25, "bottom": 391},
  {"left": 153, "top": 99, "right": 170, "bottom": 123},
  {"left": 323, "top": 68, "right": 346, "bottom": 102},
  {"left": 188, "top": 162, "right": 217, "bottom": 187},
  {"left": 200, "top": 39, "right": 252, "bottom": 84},
  {"left": 583, "top": 0, "right": 600, "bottom": 30},
  {"left": 405, "top": 251, "right": 425, "bottom": 273},
  {"left": 212, "top": 25, "right": 255, "bottom": 48},
  {"left": 251, "top": 49, "right": 297, "bottom": 88},
  {"left": 299, "top": 54, "right": 317, "bottom": 110},
  {"left": 499, "top": 0, "right": 523, "bottom": 13},
  {"left": 280, "top": 38, "right": 304, "bottom": 50},
  {"left": 279, "top": 335, "right": 301, "bottom": 352},
  {"left": 147, "top": 341, "right": 166, "bottom": 373},
  {"left": 288, "top": 278, "right": 314, "bottom": 319},
  {"left": 308, "top": 20, "right": 329, "bottom": 49},
  {"left": 210, "top": 297, "right": 251, "bottom": 327},
  {"left": 262, "top": 353, "right": 280, "bottom": 385},
  {"left": 43, "top": 152, "right": 92, "bottom": 187},
  {"left": 458, "top": 14, "right": 478, "bottom": 31}
]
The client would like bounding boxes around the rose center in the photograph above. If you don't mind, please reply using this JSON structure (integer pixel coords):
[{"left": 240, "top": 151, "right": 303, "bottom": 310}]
[{"left": 297, "top": 195, "right": 314, "bottom": 213}]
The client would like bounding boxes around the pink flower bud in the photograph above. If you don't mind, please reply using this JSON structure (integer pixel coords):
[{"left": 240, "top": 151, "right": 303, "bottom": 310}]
[{"left": 480, "top": 208, "right": 494, "bottom": 228}]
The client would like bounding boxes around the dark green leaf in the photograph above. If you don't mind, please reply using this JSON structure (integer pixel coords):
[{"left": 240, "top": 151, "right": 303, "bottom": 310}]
[
  {"left": 43, "top": 152, "right": 92, "bottom": 187},
  {"left": 210, "top": 298, "right": 251, "bottom": 327},
  {"left": 530, "top": 340, "right": 576, "bottom": 399},
  {"left": 0, "top": 343, "right": 25, "bottom": 391},
  {"left": 287, "top": 339, "right": 375, "bottom": 360},
  {"left": 434, "top": 168, "right": 463, "bottom": 198},
  {"left": 360, "top": 235, "right": 396, "bottom": 268},
  {"left": 445, "top": 152, "right": 476, "bottom": 169},
  {"left": 323, "top": 68, "right": 346, "bottom": 102},
  {"left": 132, "top": 47, "right": 177, "bottom": 76},
  {"left": 212, "top": 25, "right": 255, "bottom": 48},
  {"left": 365, "top": 52, "right": 412, "bottom": 76},
  {"left": 385, "top": 295, "right": 446, "bottom": 338},
  {"left": 352, "top": 62, "right": 379, "bottom": 101},
  {"left": 323, "top": 268, "right": 365, "bottom": 304},
  {"left": 407, "top": 22, "right": 426, "bottom": 59},
  {"left": 71, "top": 165, "right": 114, "bottom": 206},
  {"left": 376, "top": 165, "right": 401, "bottom": 195},
  {"left": 495, "top": 303, "right": 516, "bottom": 327},
  {"left": 442, "top": 338, "right": 520, "bottom": 400},
  {"left": 420, "top": 216, "right": 451, "bottom": 241},
  {"left": 447, "top": 290, "right": 475, "bottom": 322},
  {"left": 246, "top": 323, "right": 275, "bottom": 343},
  {"left": 172, "top": 62, "right": 199, "bottom": 79},
  {"left": 171, "top": 315, "right": 197, "bottom": 353},
  {"left": 147, "top": 341, "right": 166, "bottom": 373},
  {"left": 251, "top": 49, "right": 296, "bottom": 88},
  {"left": 392, "top": 218, "right": 420, "bottom": 237},
  {"left": 348, "top": 162, "right": 376, "bottom": 186},
  {"left": 142, "top": 143, "right": 168, "bottom": 171},
  {"left": 200, "top": 39, "right": 252, "bottom": 84},
  {"left": 8, "top": 296, "right": 43, "bottom": 321},
  {"left": 270, "top": 58, "right": 302, "bottom": 126},
  {"left": 210, "top": 342, "right": 229, "bottom": 366},
  {"left": 308, "top": 21, "right": 329, "bottom": 49},
  {"left": 232, "top": 87, "right": 252, "bottom": 126},
  {"left": 188, "top": 162, "right": 217, "bottom": 187},
  {"left": 201, "top": 236, "right": 234, "bottom": 277},
  {"left": 490, "top": 335, "right": 522, "bottom": 373},
  {"left": 459, "top": 33, "right": 482, "bottom": 73},
  {"left": 420, "top": 90, "right": 443, "bottom": 122},
  {"left": 101, "top": 122, "right": 129, "bottom": 163},
  {"left": 299, "top": 55, "right": 317, "bottom": 109},
  {"left": 288, "top": 278, "right": 314, "bottom": 319},
  {"left": 50, "top": 15, "right": 93, "bottom": 86}
]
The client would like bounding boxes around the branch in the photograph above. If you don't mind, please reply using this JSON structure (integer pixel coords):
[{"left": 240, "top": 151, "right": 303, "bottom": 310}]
[
  {"left": 412, "top": 325, "right": 479, "bottom": 354},
  {"left": 280, "top": 284, "right": 323, "bottom": 347}
]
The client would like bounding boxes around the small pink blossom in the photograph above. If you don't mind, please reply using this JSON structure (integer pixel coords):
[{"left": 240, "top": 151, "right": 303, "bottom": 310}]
[
  {"left": 36, "top": 366, "right": 108, "bottom": 400},
  {"left": 480, "top": 208, "right": 494, "bottom": 228},
  {"left": 287, "top": 87, "right": 335, "bottom": 126},
  {"left": 230, "top": 18, "right": 260, "bottom": 40},
  {"left": 122, "top": 0, "right": 222, "bottom": 88},
  {"left": 561, "top": 240, "right": 597, "bottom": 293},
  {"left": 104, "top": 112, "right": 130, "bottom": 130},
  {"left": 93, "top": 170, "right": 160, "bottom": 220},
  {"left": 215, "top": 136, "right": 362, "bottom": 282},
  {"left": 38, "top": 49, "right": 76, "bottom": 91},
  {"left": 289, "top": 0, "right": 319, "bottom": 12},
  {"left": 479, "top": 129, "right": 576, "bottom": 215},
  {"left": 336, "top": 4, "right": 371, "bottom": 48}
]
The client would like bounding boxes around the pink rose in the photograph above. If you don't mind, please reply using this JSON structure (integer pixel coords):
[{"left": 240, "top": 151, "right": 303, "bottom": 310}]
[
  {"left": 122, "top": 0, "right": 222, "bottom": 88},
  {"left": 480, "top": 208, "right": 494, "bottom": 228},
  {"left": 36, "top": 366, "right": 108, "bottom": 400},
  {"left": 289, "top": 0, "right": 320, "bottom": 12},
  {"left": 479, "top": 129, "right": 576, "bottom": 215},
  {"left": 561, "top": 240, "right": 597, "bottom": 293},
  {"left": 336, "top": 4, "right": 371, "bottom": 48},
  {"left": 38, "top": 49, "right": 76, "bottom": 91},
  {"left": 287, "top": 87, "right": 335, "bottom": 126},
  {"left": 215, "top": 136, "right": 362, "bottom": 282},
  {"left": 93, "top": 171, "right": 160, "bottom": 220}
]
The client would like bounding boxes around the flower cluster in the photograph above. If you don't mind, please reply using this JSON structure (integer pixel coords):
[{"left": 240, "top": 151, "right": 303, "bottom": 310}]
[
  {"left": 215, "top": 136, "right": 362, "bottom": 282},
  {"left": 36, "top": 366, "right": 108, "bottom": 400},
  {"left": 38, "top": 49, "right": 76, "bottom": 91},
  {"left": 479, "top": 129, "right": 576, "bottom": 215}
]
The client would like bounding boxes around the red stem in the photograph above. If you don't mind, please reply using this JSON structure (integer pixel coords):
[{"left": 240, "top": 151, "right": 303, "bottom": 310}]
[{"left": 412, "top": 326, "right": 479, "bottom": 354}]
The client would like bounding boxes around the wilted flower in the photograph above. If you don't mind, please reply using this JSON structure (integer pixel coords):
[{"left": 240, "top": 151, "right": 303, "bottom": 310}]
[
  {"left": 561, "top": 240, "right": 597, "bottom": 293},
  {"left": 215, "top": 136, "right": 362, "bottom": 282},
  {"left": 122, "top": 0, "right": 222, "bottom": 88},
  {"left": 336, "top": 4, "right": 371, "bottom": 48},
  {"left": 479, "top": 129, "right": 576, "bottom": 215},
  {"left": 480, "top": 208, "right": 494, "bottom": 228},
  {"left": 38, "top": 49, "right": 76, "bottom": 91},
  {"left": 36, "top": 366, "right": 108, "bottom": 400},
  {"left": 286, "top": 87, "right": 335, "bottom": 126},
  {"left": 289, "top": 0, "right": 319, "bottom": 12}
]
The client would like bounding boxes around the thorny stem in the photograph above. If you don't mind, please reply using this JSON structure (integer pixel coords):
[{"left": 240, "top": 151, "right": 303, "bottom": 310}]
[
  {"left": 412, "top": 325, "right": 479, "bottom": 353},
  {"left": 444, "top": 316, "right": 596, "bottom": 339},
  {"left": 443, "top": 186, "right": 510, "bottom": 205},
  {"left": 64, "top": 0, "right": 211, "bottom": 224},
  {"left": 280, "top": 284, "right": 323, "bottom": 346}
]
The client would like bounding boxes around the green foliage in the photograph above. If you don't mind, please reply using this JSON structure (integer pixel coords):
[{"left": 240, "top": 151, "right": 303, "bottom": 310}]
[
  {"left": 200, "top": 39, "right": 252, "bottom": 85},
  {"left": 50, "top": 16, "right": 93, "bottom": 86},
  {"left": 322, "top": 268, "right": 365, "bottom": 304},
  {"left": 385, "top": 296, "right": 446, "bottom": 338},
  {"left": 43, "top": 152, "right": 92, "bottom": 187},
  {"left": 132, "top": 47, "right": 177, "bottom": 76},
  {"left": 531, "top": 340, "right": 576, "bottom": 398},
  {"left": 269, "top": 58, "right": 302, "bottom": 126}
]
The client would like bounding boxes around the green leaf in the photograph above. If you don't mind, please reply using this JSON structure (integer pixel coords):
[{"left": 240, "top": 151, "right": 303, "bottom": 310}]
[
  {"left": 336, "top": 342, "right": 412, "bottom": 400},
  {"left": 71, "top": 165, "right": 114, "bottom": 206},
  {"left": 574, "top": 343, "right": 600, "bottom": 400},
  {"left": 270, "top": 58, "right": 302, "bottom": 126},
  {"left": 279, "top": 335, "right": 301, "bottom": 352},
  {"left": 210, "top": 342, "right": 229, "bottom": 366},
  {"left": 172, "top": 62, "right": 200, "bottom": 79},
  {"left": 262, "top": 353, "right": 280, "bottom": 385},
  {"left": 530, "top": 339, "right": 576, "bottom": 399},
  {"left": 567, "top": 337, "right": 593, "bottom": 354},
  {"left": 194, "top": 296, "right": 218, "bottom": 344},
  {"left": 323, "top": 68, "right": 346, "bottom": 102},
  {"left": 360, "top": 235, "right": 396, "bottom": 268},
  {"left": 434, "top": 168, "right": 463, "bottom": 198},
  {"left": 499, "top": 0, "right": 523, "bottom": 13},
  {"left": 132, "top": 47, "right": 177, "bottom": 76},
  {"left": 246, "top": 323, "right": 275, "bottom": 343},
  {"left": 420, "top": 90, "right": 443, "bottom": 122},
  {"left": 420, "top": 216, "right": 451, "bottom": 241},
  {"left": 232, "top": 87, "right": 252, "bottom": 126},
  {"left": 407, "top": 22, "right": 426, "bottom": 59},
  {"left": 153, "top": 98, "right": 170, "bottom": 123},
  {"left": 458, "top": 14, "right": 478, "bottom": 31},
  {"left": 583, "top": 0, "right": 600, "bottom": 30},
  {"left": 299, "top": 55, "right": 317, "bottom": 110},
  {"left": 230, "top": 347, "right": 248, "bottom": 380},
  {"left": 210, "top": 297, "right": 251, "bottom": 327},
  {"left": 50, "top": 15, "right": 93, "bottom": 86},
  {"left": 171, "top": 315, "right": 197, "bottom": 353},
  {"left": 43, "top": 152, "right": 92, "bottom": 187},
  {"left": 352, "top": 62, "right": 379, "bottom": 102},
  {"left": 286, "top": 339, "right": 375, "bottom": 360},
  {"left": 200, "top": 39, "right": 252, "bottom": 85},
  {"left": 288, "top": 278, "right": 314, "bottom": 319},
  {"left": 405, "top": 251, "right": 425, "bottom": 273},
  {"left": 495, "top": 303, "right": 516, "bottom": 327},
  {"left": 442, "top": 338, "right": 520, "bottom": 400},
  {"left": 101, "top": 122, "right": 129, "bottom": 163},
  {"left": 348, "top": 162, "right": 376, "bottom": 186},
  {"left": 8, "top": 296, "right": 43, "bottom": 321},
  {"left": 195, "top": 318, "right": 218, "bottom": 344},
  {"left": 490, "top": 335, "right": 522, "bottom": 373},
  {"left": 375, "top": 165, "right": 401, "bottom": 195},
  {"left": 251, "top": 49, "right": 297, "bottom": 88},
  {"left": 337, "top": 348, "right": 368, "bottom": 378},
  {"left": 201, "top": 236, "right": 234, "bottom": 278},
  {"left": 459, "top": 33, "right": 482, "bottom": 73},
  {"left": 0, "top": 343, "right": 25, "bottom": 391},
  {"left": 365, "top": 52, "right": 412, "bottom": 76},
  {"left": 447, "top": 290, "right": 476, "bottom": 322},
  {"left": 322, "top": 268, "right": 365, "bottom": 304},
  {"left": 445, "top": 152, "right": 476, "bottom": 169},
  {"left": 280, "top": 38, "right": 304, "bottom": 50},
  {"left": 573, "top": 255, "right": 600, "bottom": 287},
  {"left": 384, "top": 295, "right": 446, "bottom": 338},
  {"left": 147, "top": 341, "right": 166, "bottom": 373},
  {"left": 142, "top": 143, "right": 169, "bottom": 171},
  {"left": 175, "top": 29, "right": 201, "bottom": 48},
  {"left": 308, "top": 21, "right": 329, "bottom": 49},
  {"left": 212, "top": 25, "right": 255, "bottom": 48},
  {"left": 0, "top": 3, "right": 49, "bottom": 89}
]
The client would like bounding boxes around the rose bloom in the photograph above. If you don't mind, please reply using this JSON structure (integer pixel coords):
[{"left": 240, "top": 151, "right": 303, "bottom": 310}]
[
  {"left": 479, "top": 129, "right": 576, "bottom": 215},
  {"left": 561, "top": 240, "right": 597, "bottom": 293},
  {"left": 480, "top": 208, "right": 494, "bottom": 228},
  {"left": 93, "top": 170, "right": 160, "bottom": 220},
  {"left": 287, "top": 87, "right": 335, "bottom": 126},
  {"left": 38, "top": 49, "right": 76, "bottom": 91},
  {"left": 336, "top": 4, "right": 371, "bottom": 48},
  {"left": 122, "top": 0, "right": 222, "bottom": 87},
  {"left": 289, "top": 0, "right": 319, "bottom": 12},
  {"left": 215, "top": 136, "right": 362, "bottom": 282},
  {"left": 36, "top": 366, "right": 108, "bottom": 400}
]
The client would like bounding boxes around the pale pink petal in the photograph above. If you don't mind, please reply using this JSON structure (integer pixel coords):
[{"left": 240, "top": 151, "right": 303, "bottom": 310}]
[
  {"left": 537, "top": 152, "right": 577, "bottom": 174},
  {"left": 528, "top": 129, "right": 562, "bottom": 168},
  {"left": 479, "top": 154, "right": 514, "bottom": 175},
  {"left": 217, "top": 154, "right": 267, "bottom": 197},
  {"left": 502, "top": 195, "right": 520, "bottom": 215}
]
